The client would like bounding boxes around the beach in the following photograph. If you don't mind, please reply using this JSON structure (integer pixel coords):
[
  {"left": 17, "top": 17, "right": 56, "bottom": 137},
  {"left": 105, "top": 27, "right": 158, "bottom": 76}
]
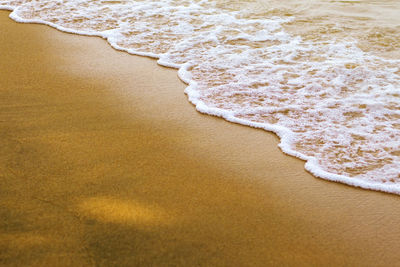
[{"left": 1, "top": 10, "right": 400, "bottom": 266}]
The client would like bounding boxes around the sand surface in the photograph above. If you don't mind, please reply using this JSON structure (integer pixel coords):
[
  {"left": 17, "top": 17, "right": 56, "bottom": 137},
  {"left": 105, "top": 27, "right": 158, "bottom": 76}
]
[{"left": 1, "top": 11, "right": 400, "bottom": 266}]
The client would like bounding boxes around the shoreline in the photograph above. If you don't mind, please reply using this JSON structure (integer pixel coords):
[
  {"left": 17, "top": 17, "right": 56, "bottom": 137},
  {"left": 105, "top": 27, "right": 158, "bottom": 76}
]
[
  {"left": 4, "top": 6, "right": 400, "bottom": 195},
  {"left": 4, "top": 4, "right": 400, "bottom": 195},
  {"left": 1, "top": 10, "right": 400, "bottom": 266}
]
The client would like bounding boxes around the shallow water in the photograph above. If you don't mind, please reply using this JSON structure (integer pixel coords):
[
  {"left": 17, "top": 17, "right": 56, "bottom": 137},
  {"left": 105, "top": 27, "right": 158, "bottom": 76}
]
[{"left": 1, "top": 0, "right": 400, "bottom": 194}]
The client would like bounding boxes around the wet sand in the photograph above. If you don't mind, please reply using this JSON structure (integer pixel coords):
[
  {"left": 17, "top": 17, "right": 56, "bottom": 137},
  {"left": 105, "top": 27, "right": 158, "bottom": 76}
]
[{"left": 1, "top": 11, "right": 400, "bottom": 266}]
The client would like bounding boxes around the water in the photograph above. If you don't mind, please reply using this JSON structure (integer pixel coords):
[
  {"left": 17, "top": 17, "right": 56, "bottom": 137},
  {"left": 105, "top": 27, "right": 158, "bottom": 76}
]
[{"left": 1, "top": 0, "right": 400, "bottom": 194}]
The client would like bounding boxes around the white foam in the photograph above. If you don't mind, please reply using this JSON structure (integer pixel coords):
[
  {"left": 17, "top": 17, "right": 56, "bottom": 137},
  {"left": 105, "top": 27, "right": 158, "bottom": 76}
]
[{"left": 2, "top": 0, "right": 400, "bottom": 194}]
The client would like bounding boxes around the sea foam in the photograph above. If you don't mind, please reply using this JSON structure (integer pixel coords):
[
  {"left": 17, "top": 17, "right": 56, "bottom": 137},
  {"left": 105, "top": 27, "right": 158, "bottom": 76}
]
[{"left": 2, "top": 0, "right": 400, "bottom": 194}]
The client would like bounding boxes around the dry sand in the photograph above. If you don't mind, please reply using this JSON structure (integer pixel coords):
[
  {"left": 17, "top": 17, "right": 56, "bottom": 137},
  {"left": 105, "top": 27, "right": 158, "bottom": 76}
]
[{"left": 1, "top": 11, "right": 400, "bottom": 266}]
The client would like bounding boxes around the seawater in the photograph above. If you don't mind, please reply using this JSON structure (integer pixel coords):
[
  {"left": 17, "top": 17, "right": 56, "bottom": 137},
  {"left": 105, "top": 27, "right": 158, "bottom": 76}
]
[{"left": 1, "top": 0, "right": 400, "bottom": 194}]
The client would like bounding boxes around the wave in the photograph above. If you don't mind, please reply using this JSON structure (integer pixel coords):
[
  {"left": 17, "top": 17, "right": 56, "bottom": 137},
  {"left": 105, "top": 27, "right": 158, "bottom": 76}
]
[{"left": 2, "top": 0, "right": 400, "bottom": 194}]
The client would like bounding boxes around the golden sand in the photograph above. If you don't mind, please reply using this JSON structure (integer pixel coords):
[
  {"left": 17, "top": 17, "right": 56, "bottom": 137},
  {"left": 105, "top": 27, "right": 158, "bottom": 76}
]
[{"left": 1, "top": 11, "right": 400, "bottom": 266}]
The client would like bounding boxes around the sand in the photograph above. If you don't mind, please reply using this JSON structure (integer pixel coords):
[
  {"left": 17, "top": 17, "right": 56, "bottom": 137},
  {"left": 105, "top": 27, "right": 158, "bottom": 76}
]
[{"left": 1, "top": 10, "right": 400, "bottom": 266}]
